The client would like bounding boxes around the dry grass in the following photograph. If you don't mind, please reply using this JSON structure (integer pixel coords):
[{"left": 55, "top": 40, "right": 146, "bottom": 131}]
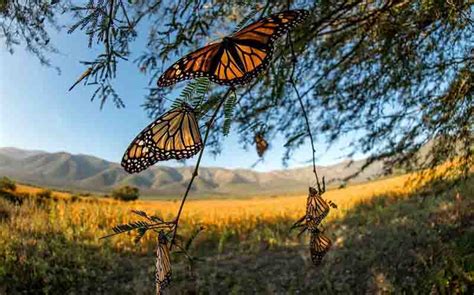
[
  {"left": 0, "top": 164, "right": 471, "bottom": 293},
  {"left": 3, "top": 165, "right": 458, "bottom": 252},
  {"left": 14, "top": 183, "right": 73, "bottom": 199},
  {"left": 5, "top": 172, "right": 417, "bottom": 250}
]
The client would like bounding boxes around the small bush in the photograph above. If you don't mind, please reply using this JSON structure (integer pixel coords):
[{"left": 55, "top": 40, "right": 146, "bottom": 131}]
[
  {"left": 0, "top": 190, "right": 23, "bottom": 206},
  {"left": 36, "top": 189, "right": 52, "bottom": 199},
  {"left": 112, "top": 186, "right": 139, "bottom": 201},
  {"left": 0, "top": 177, "right": 16, "bottom": 191}
]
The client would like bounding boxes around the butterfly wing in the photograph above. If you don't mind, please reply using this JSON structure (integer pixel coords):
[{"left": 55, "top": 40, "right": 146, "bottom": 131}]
[
  {"left": 156, "top": 232, "right": 172, "bottom": 294},
  {"left": 121, "top": 104, "right": 202, "bottom": 173},
  {"left": 216, "top": 9, "right": 309, "bottom": 85},
  {"left": 232, "top": 9, "right": 309, "bottom": 43},
  {"left": 255, "top": 133, "right": 269, "bottom": 157},
  {"left": 157, "top": 10, "right": 309, "bottom": 88},
  {"left": 157, "top": 42, "right": 222, "bottom": 87},
  {"left": 310, "top": 230, "right": 332, "bottom": 266},
  {"left": 305, "top": 187, "right": 331, "bottom": 230}
]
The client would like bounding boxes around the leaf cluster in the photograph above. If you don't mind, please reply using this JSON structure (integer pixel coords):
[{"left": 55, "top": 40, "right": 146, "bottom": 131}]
[{"left": 4, "top": 0, "right": 473, "bottom": 177}]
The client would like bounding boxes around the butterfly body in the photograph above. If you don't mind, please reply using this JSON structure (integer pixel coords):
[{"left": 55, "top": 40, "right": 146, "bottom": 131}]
[
  {"left": 157, "top": 10, "right": 309, "bottom": 88},
  {"left": 122, "top": 103, "right": 202, "bottom": 173}
]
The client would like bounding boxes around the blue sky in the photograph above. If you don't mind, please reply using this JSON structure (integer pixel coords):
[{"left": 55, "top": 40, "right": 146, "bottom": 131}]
[{"left": 0, "top": 18, "right": 362, "bottom": 172}]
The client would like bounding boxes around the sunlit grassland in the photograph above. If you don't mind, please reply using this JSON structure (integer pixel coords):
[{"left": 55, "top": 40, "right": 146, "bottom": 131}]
[
  {"left": 4, "top": 172, "right": 425, "bottom": 252},
  {"left": 1, "top": 164, "right": 472, "bottom": 293}
]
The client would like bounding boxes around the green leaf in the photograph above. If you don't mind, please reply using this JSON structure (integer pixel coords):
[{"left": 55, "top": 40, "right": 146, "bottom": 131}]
[
  {"left": 131, "top": 209, "right": 163, "bottom": 223},
  {"left": 223, "top": 91, "right": 237, "bottom": 136},
  {"left": 169, "top": 78, "right": 211, "bottom": 110},
  {"left": 111, "top": 220, "right": 151, "bottom": 235},
  {"left": 184, "top": 78, "right": 210, "bottom": 103},
  {"left": 134, "top": 227, "right": 148, "bottom": 244},
  {"left": 189, "top": 78, "right": 211, "bottom": 108}
]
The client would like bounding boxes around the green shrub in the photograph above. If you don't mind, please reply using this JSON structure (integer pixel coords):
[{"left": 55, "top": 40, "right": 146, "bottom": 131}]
[
  {"left": 111, "top": 186, "right": 139, "bottom": 201},
  {"left": 0, "top": 177, "right": 16, "bottom": 191}
]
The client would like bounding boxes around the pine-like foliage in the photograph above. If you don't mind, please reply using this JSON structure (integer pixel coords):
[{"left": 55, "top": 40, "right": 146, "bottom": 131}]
[
  {"left": 171, "top": 78, "right": 211, "bottom": 109},
  {"left": 131, "top": 209, "right": 163, "bottom": 223},
  {"left": 101, "top": 210, "right": 169, "bottom": 242},
  {"left": 111, "top": 220, "right": 151, "bottom": 235},
  {"left": 223, "top": 91, "right": 237, "bottom": 136},
  {"left": 11, "top": 0, "right": 471, "bottom": 180}
]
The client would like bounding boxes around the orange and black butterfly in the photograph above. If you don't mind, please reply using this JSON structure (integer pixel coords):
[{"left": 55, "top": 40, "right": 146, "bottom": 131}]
[
  {"left": 309, "top": 227, "right": 332, "bottom": 266},
  {"left": 291, "top": 186, "right": 337, "bottom": 234},
  {"left": 121, "top": 103, "right": 202, "bottom": 173},
  {"left": 254, "top": 132, "right": 269, "bottom": 157},
  {"left": 157, "top": 10, "right": 309, "bottom": 88},
  {"left": 156, "top": 231, "right": 172, "bottom": 294}
]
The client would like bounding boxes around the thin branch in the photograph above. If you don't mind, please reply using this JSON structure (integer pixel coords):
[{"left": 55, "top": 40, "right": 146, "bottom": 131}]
[
  {"left": 105, "top": 0, "right": 115, "bottom": 75},
  {"left": 287, "top": 32, "right": 322, "bottom": 192},
  {"left": 170, "top": 87, "right": 233, "bottom": 248},
  {"left": 118, "top": 0, "right": 132, "bottom": 29}
]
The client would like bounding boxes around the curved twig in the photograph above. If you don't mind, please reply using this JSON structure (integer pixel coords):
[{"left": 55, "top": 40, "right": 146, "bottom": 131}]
[
  {"left": 287, "top": 32, "right": 322, "bottom": 192},
  {"left": 170, "top": 87, "right": 233, "bottom": 248}
]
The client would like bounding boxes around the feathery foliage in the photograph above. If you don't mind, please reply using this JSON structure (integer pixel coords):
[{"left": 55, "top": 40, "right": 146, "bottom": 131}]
[
  {"left": 4, "top": 0, "right": 473, "bottom": 178},
  {"left": 132, "top": 209, "right": 164, "bottom": 223},
  {"left": 102, "top": 217, "right": 171, "bottom": 241},
  {"left": 111, "top": 220, "right": 151, "bottom": 235},
  {"left": 171, "top": 78, "right": 211, "bottom": 110},
  {"left": 223, "top": 91, "right": 237, "bottom": 136},
  {"left": 0, "top": 0, "right": 64, "bottom": 71}
]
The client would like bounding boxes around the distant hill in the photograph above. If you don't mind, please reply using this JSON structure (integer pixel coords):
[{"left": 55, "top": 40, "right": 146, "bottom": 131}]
[{"left": 0, "top": 147, "right": 384, "bottom": 197}]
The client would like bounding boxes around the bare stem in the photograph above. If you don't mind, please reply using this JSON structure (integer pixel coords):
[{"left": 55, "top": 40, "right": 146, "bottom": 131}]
[
  {"left": 170, "top": 87, "right": 233, "bottom": 248},
  {"left": 287, "top": 32, "right": 322, "bottom": 192}
]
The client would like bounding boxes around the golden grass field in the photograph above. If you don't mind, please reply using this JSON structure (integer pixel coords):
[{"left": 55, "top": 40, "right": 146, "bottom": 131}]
[
  {"left": 1, "top": 164, "right": 472, "bottom": 293},
  {"left": 11, "top": 170, "right": 433, "bottom": 227},
  {"left": 9, "top": 172, "right": 421, "bottom": 252}
]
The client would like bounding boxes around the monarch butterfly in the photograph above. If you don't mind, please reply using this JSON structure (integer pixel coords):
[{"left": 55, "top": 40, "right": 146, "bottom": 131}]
[
  {"left": 157, "top": 9, "right": 309, "bottom": 88},
  {"left": 156, "top": 231, "right": 172, "bottom": 294},
  {"left": 121, "top": 103, "right": 202, "bottom": 173},
  {"left": 291, "top": 186, "right": 337, "bottom": 233},
  {"left": 254, "top": 132, "right": 269, "bottom": 157},
  {"left": 305, "top": 186, "right": 337, "bottom": 231},
  {"left": 309, "top": 228, "right": 332, "bottom": 266}
]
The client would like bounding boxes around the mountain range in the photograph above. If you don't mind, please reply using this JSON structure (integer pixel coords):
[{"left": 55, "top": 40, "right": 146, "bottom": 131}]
[{"left": 0, "top": 147, "right": 384, "bottom": 197}]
